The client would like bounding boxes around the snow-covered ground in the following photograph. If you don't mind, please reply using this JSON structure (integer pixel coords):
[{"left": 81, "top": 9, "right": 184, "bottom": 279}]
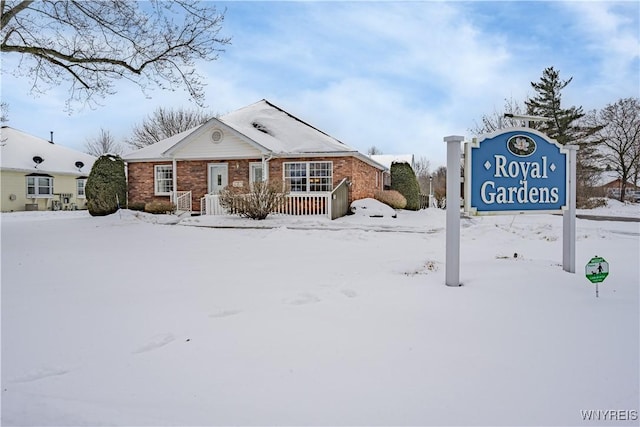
[{"left": 1, "top": 200, "right": 639, "bottom": 426}]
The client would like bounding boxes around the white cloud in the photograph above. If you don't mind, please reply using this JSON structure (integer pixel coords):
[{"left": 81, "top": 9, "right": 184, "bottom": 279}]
[{"left": 2, "top": 0, "right": 637, "bottom": 167}]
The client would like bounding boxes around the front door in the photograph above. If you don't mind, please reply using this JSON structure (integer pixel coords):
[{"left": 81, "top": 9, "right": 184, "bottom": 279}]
[{"left": 209, "top": 163, "right": 228, "bottom": 194}]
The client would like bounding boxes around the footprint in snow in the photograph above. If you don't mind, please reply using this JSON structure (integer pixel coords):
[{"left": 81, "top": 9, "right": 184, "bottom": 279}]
[
  {"left": 209, "top": 309, "right": 242, "bottom": 318},
  {"left": 287, "top": 293, "right": 321, "bottom": 306},
  {"left": 132, "top": 333, "right": 175, "bottom": 354},
  {"left": 341, "top": 289, "right": 357, "bottom": 298},
  {"left": 12, "top": 367, "right": 69, "bottom": 383}
]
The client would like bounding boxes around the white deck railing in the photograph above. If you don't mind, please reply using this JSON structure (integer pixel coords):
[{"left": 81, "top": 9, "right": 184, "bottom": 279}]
[
  {"left": 201, "top": 193, "right": 331, "bottom": 218},
  {"left": 171, "top": 191, "right": 192, "bottom": 214},
  {"left": 276, "top": 194, "right": 328, "bottom": 216},
  {"left": 201, "top": 194, "right": 227, "bottom": 215}
]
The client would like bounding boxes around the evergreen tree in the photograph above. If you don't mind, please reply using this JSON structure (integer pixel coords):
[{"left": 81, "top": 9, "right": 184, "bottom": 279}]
[
  {"left": 525, "top": 67, "right": 603, "bottom": 206},
  {"left": 86, "top": 154, "right": 127, "bottom": 216},
  {"left": 390, "top": 162, "right": 420, "bottom": 210},
  {"left": 525, "top": 67, "right": 585, "bottom": 143}
]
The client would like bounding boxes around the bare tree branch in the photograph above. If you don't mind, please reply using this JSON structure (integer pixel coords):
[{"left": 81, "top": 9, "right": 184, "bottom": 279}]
[
  {"left": 125, "top": 106, "right": 215, "bottom": 149},
  {"left": 84, "top": 128, "right": 123, "bottom": 156},
  {"left": 1, "top": 0, "right": 230, "bottom": 111}
]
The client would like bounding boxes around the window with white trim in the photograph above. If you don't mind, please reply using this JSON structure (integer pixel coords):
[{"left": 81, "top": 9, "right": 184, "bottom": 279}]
[
  {"left": 77, "top": 178, "right": 87, "bottom": 198},
  {"left": 250, "top": 163, "right": 264, "bottom": 184},
  {"left": 26, "top": 176, "right": 53, "bottom": 197},
  {"left": 154, "top": 165, "right": 173, "bottom": 195},
  {"left": 284, "top": 161, "right": 332, "bottom": 192}
]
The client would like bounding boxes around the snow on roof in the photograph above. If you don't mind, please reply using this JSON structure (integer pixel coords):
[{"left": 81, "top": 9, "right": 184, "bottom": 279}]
[
  {"left": 121, "top": 126, "right": 201, "bottom": 161},
  {"left": 219, "top": 99, "right": 353, "bottom": 154},
  {"left": 370, "top": 154, "right": 415, "bottom": 170},
  {"left": 123, "top": 100, "right": 386, "bottom": 170},
  {"left": 595, "top": 170, "right": 639, "bottom": 187},
  {"left": 0, "top": 126, "right": 96, "bottom": 175},
  {"left": 594, "top": 170, "right": 621, "bottom": 187}
]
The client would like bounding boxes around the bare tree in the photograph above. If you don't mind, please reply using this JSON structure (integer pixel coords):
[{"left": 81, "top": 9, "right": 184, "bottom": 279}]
[
  {"left": 125, "top": 106, "right": 213, "bottom": 149},
  {"left": 432, "top": 165, "right": 447, "bottom": 206},
  {"left": 85, "top": 128, "right": 123, "bottom": 156},
  {"left": 587, "top": 98, "right": 640, "bottom": 202},
  {"left": 367, "top": 146, "right": 383, "bottom": 155},
  {"left": 0, "top": 101, "right": 8, "bottom": 122},
  {"left": 413, "top": 156, "right": 431, "bottom": 194},
  {"left": 470, "top": 96, "right": 527, "bottom": 135},
  {"left": 1, "top": 1, "right": 230, "bottom": 110}
]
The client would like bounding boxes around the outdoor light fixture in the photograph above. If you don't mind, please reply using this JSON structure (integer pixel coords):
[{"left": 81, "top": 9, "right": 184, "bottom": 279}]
[{"left": 503, "top": 113, "right": 552, "bottom": 127}]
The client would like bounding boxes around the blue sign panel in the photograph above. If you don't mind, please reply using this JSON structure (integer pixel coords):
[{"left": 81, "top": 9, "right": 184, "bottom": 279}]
[{"left": 466, "top": 128, "right": 568, "bottom": 214}]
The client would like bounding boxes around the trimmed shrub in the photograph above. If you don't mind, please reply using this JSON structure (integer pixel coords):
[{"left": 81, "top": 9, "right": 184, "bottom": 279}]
[
  {"left": 390, "top": 162, "right": 420, "bottom": 210},
  {"left": 219, "top": 180, "right": 288, "bottom": 220},
  {"left": 86, "top": 154, "right": 127, "bottom": 216},
  {"left": 144, "top": 201, "right": 176, "bottom": 214},
  {"left": 374, "top": 190, "right": 407, "bottom": 209},
  {"left": 580, "top": 197, "right": 608, "bottom": 209},
  {"left": 128, "top": 201, "right": 146, "bottom": 211}
]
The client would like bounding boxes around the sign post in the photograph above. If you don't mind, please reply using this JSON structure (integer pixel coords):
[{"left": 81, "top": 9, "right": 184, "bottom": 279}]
[
  {"left": 585, "top": 256, "right": 609, "bottom": 297},
  {"left": 563, "top": 145, "right": 579, "bottom": 273},
  {"left": 444, "top": 135, "right": 464, "bottom": 287}
]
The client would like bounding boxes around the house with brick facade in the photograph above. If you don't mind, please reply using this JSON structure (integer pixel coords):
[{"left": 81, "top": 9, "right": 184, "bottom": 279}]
[
  {"left": 123, "top": 100, "right": 387, "bottom": 217},
  {"left": 595, "top": 171, "right": 639, "bottom": 201}
]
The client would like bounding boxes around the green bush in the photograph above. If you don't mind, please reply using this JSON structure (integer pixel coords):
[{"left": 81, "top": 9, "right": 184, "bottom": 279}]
[
  {"left": 144, "top": 201, "right": 176, "bottom": 214},
  {"left": 128, "top": 201, "right": 146, "bottom": 211},
  {"left": 390, "top": 162, "right": 420, "bottom": 210},
  {"left": 374, "top": 190, "right": 407, "bottom": 209},
  {"left": 86, "top": 154, "right": 127, "bottom": 216}
]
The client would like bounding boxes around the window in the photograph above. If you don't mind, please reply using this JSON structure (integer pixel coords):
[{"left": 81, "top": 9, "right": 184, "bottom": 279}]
[
  {"left": 77, "top": 178, "right": 87, "bottom": 198},
  {"left": 26, "top": 176, "right": 53, "bottom": 197},
  {"left": 154, "top": 165, "right": 173, "bottom": 195},
  {"left": 284, "top": 162, "right": 332, "bottom": 192},
  {"left": 250, "top": 163, "right": 264, "bottom": 184}
]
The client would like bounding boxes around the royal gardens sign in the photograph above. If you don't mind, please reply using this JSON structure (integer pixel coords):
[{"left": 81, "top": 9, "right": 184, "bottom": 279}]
[{"left": 465, "top": 128, "right": 569, "bottom": 215}]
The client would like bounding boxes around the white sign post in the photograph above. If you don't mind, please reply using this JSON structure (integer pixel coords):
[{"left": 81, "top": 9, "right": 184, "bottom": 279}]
[
  {"left": 563, "top": 145, "right": 579, "bottom": 273},
  {"left": 444, "top": 135, "right": 464, "bottom": 287}
]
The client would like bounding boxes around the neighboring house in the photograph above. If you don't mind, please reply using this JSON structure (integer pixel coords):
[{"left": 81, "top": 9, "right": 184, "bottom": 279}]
[
  {"left": 123, "top": 99, "right": 387, "bottom": 217},
  {"left": 595, "top": 171, "right": 639, "bottom": 199},
  {"left": 0, "top": 126, "right": 96, "bottom": 212},
  {"left": 370, "top": 154, "right": 415, "bottom": 189}
]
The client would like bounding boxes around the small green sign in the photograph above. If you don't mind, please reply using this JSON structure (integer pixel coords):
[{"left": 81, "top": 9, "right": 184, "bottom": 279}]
[{"left": 585, "top": 256, "right": 609, "bottom": 284}]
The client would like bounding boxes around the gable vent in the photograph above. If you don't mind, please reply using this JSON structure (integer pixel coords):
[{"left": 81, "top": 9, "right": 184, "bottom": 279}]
[{"left": 211, "top": 129, "right": 223, "bottom": 143}]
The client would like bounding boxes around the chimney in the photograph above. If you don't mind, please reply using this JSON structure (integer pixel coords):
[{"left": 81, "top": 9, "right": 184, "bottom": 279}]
[{"left": 49, "top": 131, "right": 54, "bottom": 144}]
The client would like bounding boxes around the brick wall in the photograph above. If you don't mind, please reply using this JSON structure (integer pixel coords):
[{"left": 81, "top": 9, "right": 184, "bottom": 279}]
[
  {"left": 268, "top": 156, "right": 382, "bottom": 203},
  {"left": 126, "top": 155, "right": 383, "bottom": 211}
]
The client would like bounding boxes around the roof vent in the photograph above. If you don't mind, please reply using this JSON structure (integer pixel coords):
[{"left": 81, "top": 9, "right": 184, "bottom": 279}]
[
  {"left": 252, "top": 121, "right": 271, "bottom": 135},
  {"left": 33, "top": 156, "right": 44, "bottom": 168},
  {"left": 75, "top": 161, "right": 85, "bottom": 171}
]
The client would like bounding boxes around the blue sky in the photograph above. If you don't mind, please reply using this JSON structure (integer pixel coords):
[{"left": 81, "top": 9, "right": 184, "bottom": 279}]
[{"left": 2, "top": 1, "right": 638, "bottom": 167}]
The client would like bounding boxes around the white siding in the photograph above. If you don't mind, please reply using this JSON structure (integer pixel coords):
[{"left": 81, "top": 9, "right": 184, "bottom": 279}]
[{"left": 172, "top": 130, "right": 263, "bottom": 159}]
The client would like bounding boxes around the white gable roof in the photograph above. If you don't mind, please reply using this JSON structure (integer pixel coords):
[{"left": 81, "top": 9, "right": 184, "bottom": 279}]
[
  {"left": 123, "top": 100, "right": 386, "bottom": 170},
  {"left": 219, "top": 100, "right": 353, "bottom": 154},
  {"left": 121, "top": 126, "right": 203, "bottom": 161},
  {"left": 0, "top": 126, "right": 96, "bottom": 175}
]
